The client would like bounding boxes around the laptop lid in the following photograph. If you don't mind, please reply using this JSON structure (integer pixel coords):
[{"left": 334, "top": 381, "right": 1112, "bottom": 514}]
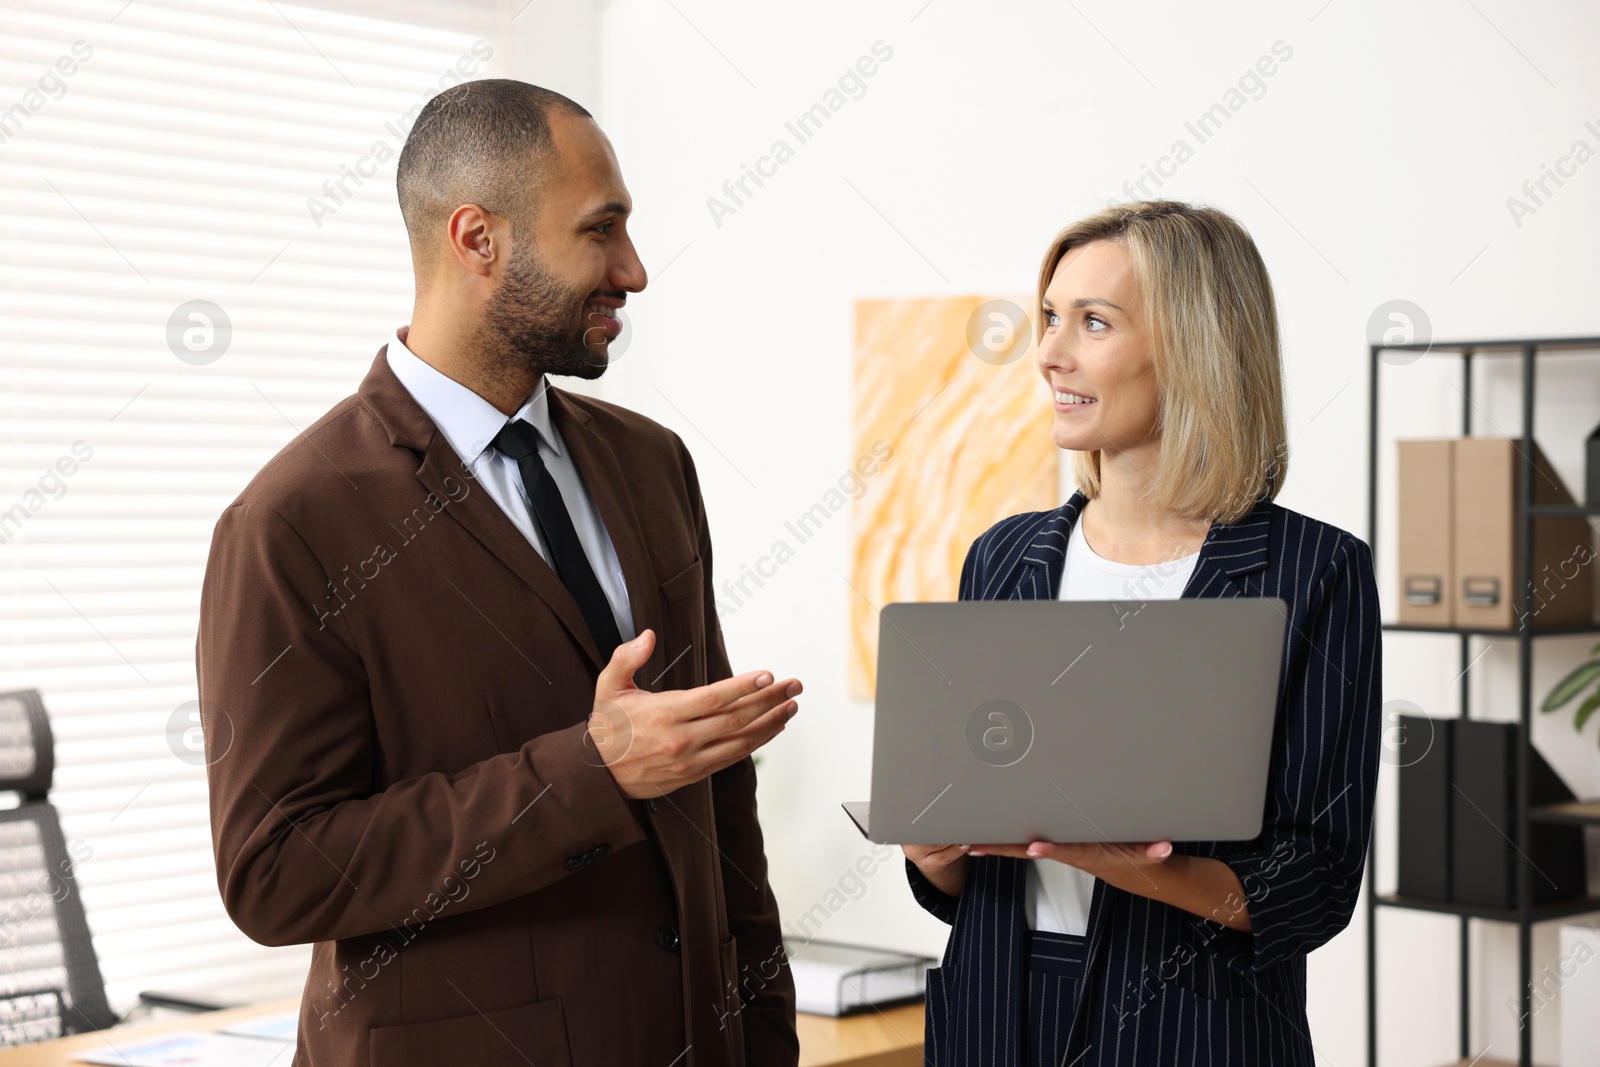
[{"left": 847, "top": 598, "right": 1287, "bottom": 845}]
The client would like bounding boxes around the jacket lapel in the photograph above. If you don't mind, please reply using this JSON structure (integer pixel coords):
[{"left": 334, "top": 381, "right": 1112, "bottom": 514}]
[
  {"left": 1016, "top": 492, "right": 1080, "bottom": 599},
  {"left": 359, "top": 349, "right": 654, "bottom": 675},
  {"left": 547, "top": 387, "right": 667, "bottom": 684},
  {"left": 1178, "top": 495, "right": 1274, "bottom": 600}
]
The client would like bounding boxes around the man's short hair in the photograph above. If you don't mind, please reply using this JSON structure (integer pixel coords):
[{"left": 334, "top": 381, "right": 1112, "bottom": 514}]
[{"left": 397, "top": 79, "right": 592, "bottom": 266}]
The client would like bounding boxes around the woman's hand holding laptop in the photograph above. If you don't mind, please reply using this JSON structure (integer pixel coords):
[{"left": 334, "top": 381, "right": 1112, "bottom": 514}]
[
  {"left": 904, "top": 839, "right": 1174, "bottom": 902},
  {"left": 901, "top": 843, "right": 971, "bottom": 898}
]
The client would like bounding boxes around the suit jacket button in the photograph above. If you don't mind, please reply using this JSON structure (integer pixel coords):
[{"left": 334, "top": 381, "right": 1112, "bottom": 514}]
[
  {"left": 565, "top": 855, "right": 583, "bottom": 871},
  {"left": 656, "top": 925, "right": 679, "bottom": 951},
  {"left": 592, "top": 843, "right": 609, "bottom": 859}
]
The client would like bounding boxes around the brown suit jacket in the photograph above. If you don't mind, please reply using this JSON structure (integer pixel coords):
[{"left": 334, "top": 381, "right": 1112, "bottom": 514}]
[{"left": 197, "top": 348, "right": 797, "bottom": 1067}]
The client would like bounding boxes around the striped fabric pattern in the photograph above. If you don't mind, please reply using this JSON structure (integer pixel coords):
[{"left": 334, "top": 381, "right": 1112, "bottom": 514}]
[
  {"left": 1022, "top": 929, "right": 1090, "bottom": 1067},
  {"left": 906, "top": 487, "right": 1383, "bottom": 1066}
]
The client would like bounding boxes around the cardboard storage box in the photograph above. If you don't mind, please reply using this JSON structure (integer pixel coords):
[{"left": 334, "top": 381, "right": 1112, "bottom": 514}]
[
  {"left": 1397, "top": 439, "right": 1455, "bottom": 626},
  {"left": 1452, "top": 437, "right": 1594, "bottom": 630}
]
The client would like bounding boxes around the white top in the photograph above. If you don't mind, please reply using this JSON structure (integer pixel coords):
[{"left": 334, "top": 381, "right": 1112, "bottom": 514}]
[
  {"left": 1026, "top": 514, "right": 1201, "bottom": 936},
  {"left": 386, "top": 331, "right": 635, "bottom": 643}
]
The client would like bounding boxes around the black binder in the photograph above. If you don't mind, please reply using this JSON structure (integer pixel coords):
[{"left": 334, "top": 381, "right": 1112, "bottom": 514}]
[
  {"left": 1450, "top": 720, "right": 1587, "bottom": 909},
  {"left": 1396, "top": 714, "right": 1452, "bottom": 900}
]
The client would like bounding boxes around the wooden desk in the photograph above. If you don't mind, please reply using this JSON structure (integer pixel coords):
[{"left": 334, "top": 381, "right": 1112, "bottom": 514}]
[
  {"left": 0, "top": 999, "right": 924, "bottom": 1067},
  {"left": 0, "top": 1000, "right": 301, "bottom": 1067},
  {"left": 798, "top": 1003, "right": 923, "bottom": 1067}
]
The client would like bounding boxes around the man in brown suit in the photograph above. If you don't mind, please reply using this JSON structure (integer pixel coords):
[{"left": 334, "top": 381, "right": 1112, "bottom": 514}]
[{"left": 198, "top": 80, "right": 801, "bottom": 1066}]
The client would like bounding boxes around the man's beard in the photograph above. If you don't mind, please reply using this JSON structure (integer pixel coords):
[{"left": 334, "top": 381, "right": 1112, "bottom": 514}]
[{"left": 477, "top": 243, "right": 611, "bottom": 382}]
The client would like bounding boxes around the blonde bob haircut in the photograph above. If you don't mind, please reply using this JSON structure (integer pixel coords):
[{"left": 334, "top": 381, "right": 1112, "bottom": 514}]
[{"left": 1036, "top": 200, "right": 1288, "bottom": 525}]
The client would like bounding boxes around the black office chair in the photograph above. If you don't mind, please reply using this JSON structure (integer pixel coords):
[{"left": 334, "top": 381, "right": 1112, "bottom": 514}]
[{"left": 0, "top": 688, "right": 118, "bottom": 1044}]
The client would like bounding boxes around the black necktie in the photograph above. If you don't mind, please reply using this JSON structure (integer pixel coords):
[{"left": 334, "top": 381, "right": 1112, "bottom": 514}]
[{"left": 491, "top": 419, "right": 624, "bottom": 662}]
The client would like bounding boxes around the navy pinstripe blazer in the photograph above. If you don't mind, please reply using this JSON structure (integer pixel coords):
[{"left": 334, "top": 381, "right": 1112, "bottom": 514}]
[{"left": 906, "top": 487, "right": 1382, "bottom": 1066}]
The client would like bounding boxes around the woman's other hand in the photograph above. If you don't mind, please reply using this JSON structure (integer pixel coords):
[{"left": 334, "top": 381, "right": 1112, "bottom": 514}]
[
  {"left": 965, "top": 840, "right": 1251, "bottom": 931},
  {"left": 902, "top": 843, "right": 972, "bottom": 899},
  {"left": 967, "top": 840, "right": 1172, "bottom": 884}
]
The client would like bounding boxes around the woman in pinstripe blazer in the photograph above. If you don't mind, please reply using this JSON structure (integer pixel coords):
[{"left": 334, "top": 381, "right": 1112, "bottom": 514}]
[{"left": 903, "top": 200, "right": 1382, "bottom": 1066}]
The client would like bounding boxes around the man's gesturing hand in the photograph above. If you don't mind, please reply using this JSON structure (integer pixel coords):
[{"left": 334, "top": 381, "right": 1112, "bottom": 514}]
[{"left": 586, "top": 628, "right": 801, "bottom": 799}]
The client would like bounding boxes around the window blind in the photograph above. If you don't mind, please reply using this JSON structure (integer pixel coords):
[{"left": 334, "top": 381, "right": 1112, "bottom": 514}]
[{"left": 0, "top": 0, "right": 500, "bottom": 1014}]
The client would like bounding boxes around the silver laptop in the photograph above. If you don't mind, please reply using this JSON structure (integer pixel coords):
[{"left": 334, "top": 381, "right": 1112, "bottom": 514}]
[{"left": 843, "top": 599, "right": 1288, "bottom": 845}]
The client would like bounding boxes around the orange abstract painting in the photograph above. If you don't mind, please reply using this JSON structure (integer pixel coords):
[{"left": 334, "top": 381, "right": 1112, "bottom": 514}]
[{"left": 849, "top": 296, "right": 1059, "bottom": 700}]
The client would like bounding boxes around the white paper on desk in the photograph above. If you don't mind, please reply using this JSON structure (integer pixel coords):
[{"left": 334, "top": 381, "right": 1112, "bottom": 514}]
[
  {"left": 219, "top": 1010, "right": 299, "bottom": 1043},
  {"left": 785, "top": 939, "right": 930, "bottom": 1016},
  {"left": 70, "top": 1031, "right": 295, "bottom": 1067}
]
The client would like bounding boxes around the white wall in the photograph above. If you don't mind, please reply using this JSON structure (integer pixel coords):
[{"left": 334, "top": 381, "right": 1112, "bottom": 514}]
[{"left": 553, "top": 1, "right": 1600, "bottom": 1064}]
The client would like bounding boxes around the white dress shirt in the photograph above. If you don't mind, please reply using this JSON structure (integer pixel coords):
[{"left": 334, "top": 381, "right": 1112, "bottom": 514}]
[
  {"left": 386, "top": 331, "right": 635, "bottom": 645},
  {"left": 1026, "top": 516, "right": 1200, "bottom": 936}
]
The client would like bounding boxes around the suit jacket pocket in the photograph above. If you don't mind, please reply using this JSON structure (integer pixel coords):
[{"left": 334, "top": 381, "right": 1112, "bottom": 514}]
[
  {"left": 657, "top": 557, "right": 707, "bottom": 686},
  {"left": 660, "top": 555, "right": 704, "bottom": 607},
  {"left": 1149, "top": 983, "right": 1312, "bottom": 1066},
  {"left": 368, "top": 997, "right": 572, "bottom": 1067}
]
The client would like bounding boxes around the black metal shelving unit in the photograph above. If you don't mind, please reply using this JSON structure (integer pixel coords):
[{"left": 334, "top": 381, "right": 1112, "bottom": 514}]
[{"left": 1366, "top": 336, "right": 1600, "bottom": 1067}]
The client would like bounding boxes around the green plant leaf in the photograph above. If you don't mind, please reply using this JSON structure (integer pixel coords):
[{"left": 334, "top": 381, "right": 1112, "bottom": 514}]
[
  {"left": 1590, "top": 640, "right": 1600, "bottom": 656},
  {"left": 1575, "top": 689, "right": 1600, "bottom": 734},
  {"left": 1541, "top": 660, "right": 1600, "bottom": 711}
]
